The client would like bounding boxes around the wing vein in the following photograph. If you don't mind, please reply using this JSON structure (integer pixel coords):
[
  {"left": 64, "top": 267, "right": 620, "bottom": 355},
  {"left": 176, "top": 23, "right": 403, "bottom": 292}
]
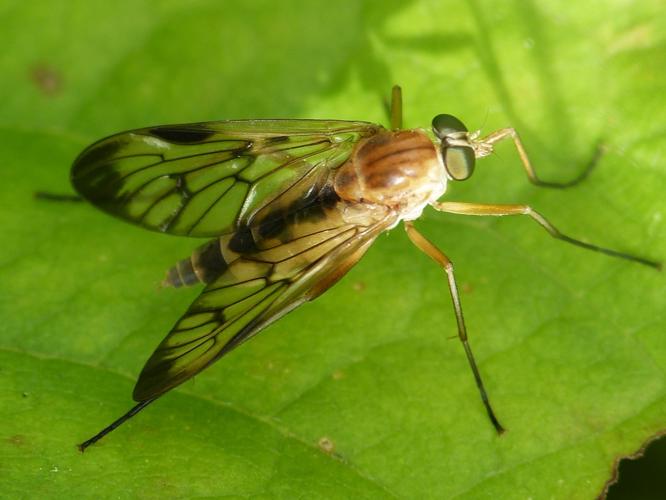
[{"left": 161, "top": 285, "right": 285, "bottom": 361}]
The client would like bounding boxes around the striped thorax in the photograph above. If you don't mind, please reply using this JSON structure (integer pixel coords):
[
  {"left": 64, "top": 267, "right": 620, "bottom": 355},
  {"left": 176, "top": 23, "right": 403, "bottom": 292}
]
[{"left": 334, "top": 129, "right": 446, "bottom": 222}]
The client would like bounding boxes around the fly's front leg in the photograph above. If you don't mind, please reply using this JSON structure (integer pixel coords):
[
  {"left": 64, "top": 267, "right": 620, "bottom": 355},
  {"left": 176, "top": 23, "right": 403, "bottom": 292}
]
[
  {"left": 404, "top": 221, "right": 505, "bottom": 434},
  {"left": 476, "top": 127, "right": 603, "bottom": 188},
  {"left": 434, "top": 201, "right": 661, "bottom": 270}
]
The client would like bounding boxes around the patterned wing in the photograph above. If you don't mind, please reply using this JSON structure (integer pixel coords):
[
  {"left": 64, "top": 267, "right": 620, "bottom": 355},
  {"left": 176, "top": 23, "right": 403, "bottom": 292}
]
[
  {"left": 133, "top": 213, "right": 395, "bottom": 401},
  {"left": 71, "top": 119, "right": 382, "bottom": 237}
]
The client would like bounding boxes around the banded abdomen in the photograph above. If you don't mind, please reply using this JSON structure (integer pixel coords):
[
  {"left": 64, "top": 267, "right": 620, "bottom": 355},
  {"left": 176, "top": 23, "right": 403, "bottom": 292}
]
[
  {"left": 163, "top": 239, "right": 227, "bottom": 288},
  {"left": 163, "top": 183, "right": 349, "bottom": 288}
]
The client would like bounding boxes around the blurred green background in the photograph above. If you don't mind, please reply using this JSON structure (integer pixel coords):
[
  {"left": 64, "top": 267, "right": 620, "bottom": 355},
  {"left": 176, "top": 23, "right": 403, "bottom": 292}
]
[{"left": 1, "top": 0, "right": 664, "bottom": 498}]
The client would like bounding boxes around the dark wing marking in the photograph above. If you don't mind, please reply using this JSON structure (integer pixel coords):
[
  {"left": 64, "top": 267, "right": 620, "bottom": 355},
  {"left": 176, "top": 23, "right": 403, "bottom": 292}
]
[
  {"left": 71, "top": 119, "right": 382, "bottom": 237},
  {"left": 133, "top": 215, "right": 395, "bottom": 401}
]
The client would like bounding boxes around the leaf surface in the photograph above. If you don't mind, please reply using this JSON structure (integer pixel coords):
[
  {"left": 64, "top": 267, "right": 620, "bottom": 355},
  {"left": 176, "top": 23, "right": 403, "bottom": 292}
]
[{"left": 1, "top": 1, "right": 664, "bottom": 498}]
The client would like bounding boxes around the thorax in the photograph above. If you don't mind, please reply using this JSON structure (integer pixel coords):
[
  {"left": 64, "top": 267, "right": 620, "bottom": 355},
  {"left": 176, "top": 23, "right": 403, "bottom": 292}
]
[{"left": 334, "top": 129, "right": 446, "bottom": 223}]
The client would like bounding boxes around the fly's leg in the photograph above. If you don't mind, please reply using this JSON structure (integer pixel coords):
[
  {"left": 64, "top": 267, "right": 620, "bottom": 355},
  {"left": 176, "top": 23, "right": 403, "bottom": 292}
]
[
  {"left": 404, "top": 221, "right": 505, "bottom": 434},
  {"left": 434, "top": 201, "right": 661, "bottom": 270},
  {"left": 390, "top": 85, "right": 402, "bottom": 130},
  {"left": 475, "top": 127, "right": 603, "bottom": 188},
  {"left": 34, "top": 191, "right": 83, "bottom": 202},
  {"left": 386, "top": 85, "right": 402, "bottom": 130},
  {"left": 78, "top": 398, "right": 158, "bottom": 452}
]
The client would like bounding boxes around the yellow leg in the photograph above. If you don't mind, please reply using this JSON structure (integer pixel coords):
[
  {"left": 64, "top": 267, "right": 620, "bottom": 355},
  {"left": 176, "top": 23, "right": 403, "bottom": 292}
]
[
  {"left": 404, "top": 221, "right": 505, "bottom": 434},
  {"left": 477, "top": 127, "right": 603, "bottom": 188},
  {"left": 390, "top": 85, "right": 402, "bottom": 130},
  {"left": 434, "top": 201, "right": 661, "bottom": 270}
]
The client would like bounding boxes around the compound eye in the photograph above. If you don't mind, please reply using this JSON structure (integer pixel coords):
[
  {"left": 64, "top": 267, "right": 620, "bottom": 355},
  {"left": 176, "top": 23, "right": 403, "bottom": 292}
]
[
  {"left": 432, "top": 114, "right": 468, "bottom": 138},
  {"left": 444, "top": 145, "right": 475, "bottom": 180}
]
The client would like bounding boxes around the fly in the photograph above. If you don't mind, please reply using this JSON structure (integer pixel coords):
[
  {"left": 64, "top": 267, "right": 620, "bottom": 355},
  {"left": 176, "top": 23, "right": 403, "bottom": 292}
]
[{"left": 70, "top": 85, "right": 660, "bottom": 451}]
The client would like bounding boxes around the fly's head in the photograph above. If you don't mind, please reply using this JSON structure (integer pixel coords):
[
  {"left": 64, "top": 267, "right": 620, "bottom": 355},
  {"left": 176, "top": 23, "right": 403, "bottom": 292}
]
[{"left": 432, "top": 114, "right": 492, "bottom": 181}]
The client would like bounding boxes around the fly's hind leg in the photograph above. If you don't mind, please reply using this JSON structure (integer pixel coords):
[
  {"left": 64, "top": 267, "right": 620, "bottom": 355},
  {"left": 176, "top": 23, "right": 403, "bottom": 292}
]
[
  {"left": 404, "top": 221, "right": 505, "bottom": 434},
  {"left": 34, "top": 191, "right": 83, "bottom": 202},
  {"left": 434, "top": 201, "right": 661, "bottom": 270}
]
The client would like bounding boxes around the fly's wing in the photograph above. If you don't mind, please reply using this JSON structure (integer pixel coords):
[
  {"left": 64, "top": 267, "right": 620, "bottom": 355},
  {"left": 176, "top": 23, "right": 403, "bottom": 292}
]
[
  {"left": 132, "top": 214, "right": 395, "bottom": 402},
  {"left": 71, "top": 119, "right": 382, "bottom": 236},
  {"left": 71, "top": 118, "right": 390, "bottom": 402}
]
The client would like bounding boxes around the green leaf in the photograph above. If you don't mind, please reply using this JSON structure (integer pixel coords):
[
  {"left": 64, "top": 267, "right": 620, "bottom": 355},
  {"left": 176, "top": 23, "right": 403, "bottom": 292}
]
[{"left": 1, "top": 0, "right": 664, "bottom": 498}]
